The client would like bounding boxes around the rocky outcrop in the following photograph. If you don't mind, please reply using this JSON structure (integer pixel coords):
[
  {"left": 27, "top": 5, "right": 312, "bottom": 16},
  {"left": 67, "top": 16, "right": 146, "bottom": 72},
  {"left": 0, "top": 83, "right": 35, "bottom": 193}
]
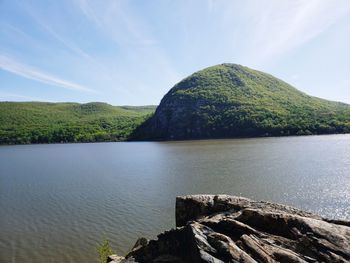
[{"left": 108, "top": 195, "right": 350, "bottom": 263}]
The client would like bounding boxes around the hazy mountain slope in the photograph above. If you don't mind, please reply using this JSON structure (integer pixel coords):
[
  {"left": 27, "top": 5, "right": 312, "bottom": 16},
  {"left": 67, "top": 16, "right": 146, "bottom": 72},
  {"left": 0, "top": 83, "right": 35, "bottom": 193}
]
[
  {"left": 133, "top": 63, "right": 350, "bottom": 140},
  {"left": 0, "top": 102, "right": 155, "bottom": 144}
]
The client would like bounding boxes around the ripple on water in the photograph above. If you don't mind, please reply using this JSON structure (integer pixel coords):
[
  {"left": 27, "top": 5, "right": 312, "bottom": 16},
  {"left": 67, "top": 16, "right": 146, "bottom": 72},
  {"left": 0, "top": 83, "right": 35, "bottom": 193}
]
[{"left": 1, "top": 135, "right": 350, "bottom": 262}]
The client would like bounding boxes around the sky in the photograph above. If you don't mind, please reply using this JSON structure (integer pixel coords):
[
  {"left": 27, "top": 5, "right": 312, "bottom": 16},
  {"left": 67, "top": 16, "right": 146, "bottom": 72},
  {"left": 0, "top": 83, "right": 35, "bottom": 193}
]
[{"left": 0, "top": 0, "right": 350, "bottom": 106}]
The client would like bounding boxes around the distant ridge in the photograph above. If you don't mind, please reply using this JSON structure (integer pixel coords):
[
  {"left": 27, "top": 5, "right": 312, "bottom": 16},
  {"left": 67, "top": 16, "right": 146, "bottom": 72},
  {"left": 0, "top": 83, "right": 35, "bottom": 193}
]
[
  {"left": 132, "top": 63, "right": 350, "bottom": 140},
  {"left": 0, "top": 102, "right": 155, "bottom": 144}
]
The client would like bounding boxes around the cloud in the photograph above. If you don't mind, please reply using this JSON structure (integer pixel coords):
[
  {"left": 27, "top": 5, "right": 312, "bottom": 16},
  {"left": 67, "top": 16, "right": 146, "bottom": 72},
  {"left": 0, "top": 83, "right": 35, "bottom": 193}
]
[
  {"left": 0, "top": 91, "right": 49, "bottom": 101},
  {"left": 37, "top": 21, "right": 92, "bottom": 60},
  {"left": 74, "top": 0, "right": 158, "bottom": 47},
  {"left": 224, "top": 0, "right": 350, "bottom": 67},
  {"left": 73, "top": 0, "right": 102, "bottom": 28},
  {"left": 20, "top": 2, "right": 93, "bottom": 60},
  {"left": 72, "top": 0, "right": 181, "bottom": 99},
  {"left": 0, "top": 54, "right": 94, "bottom": 92}
]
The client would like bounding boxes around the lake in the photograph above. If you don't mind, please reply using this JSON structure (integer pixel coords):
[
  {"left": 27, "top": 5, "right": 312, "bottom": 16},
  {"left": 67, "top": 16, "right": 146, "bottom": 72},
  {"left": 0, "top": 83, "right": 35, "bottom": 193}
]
[{"left": 1, "top": 135, "right": 350, "bottom": 262}]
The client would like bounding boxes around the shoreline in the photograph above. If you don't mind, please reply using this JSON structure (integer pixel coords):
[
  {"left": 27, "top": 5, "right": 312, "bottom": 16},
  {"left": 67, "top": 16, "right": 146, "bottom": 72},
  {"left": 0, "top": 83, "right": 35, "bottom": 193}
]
[{"left": 1, "top": 132, "right": 349, "bottom": 147}]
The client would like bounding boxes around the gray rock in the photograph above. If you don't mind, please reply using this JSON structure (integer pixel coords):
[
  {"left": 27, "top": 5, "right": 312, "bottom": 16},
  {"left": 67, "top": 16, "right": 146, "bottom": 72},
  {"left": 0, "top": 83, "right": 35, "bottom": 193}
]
[
  {"left": 107, "top": 254, "right": 137, "bottom": 263},
  {"left": 111, "top": 195, "right": 350, "bottom": 263}
]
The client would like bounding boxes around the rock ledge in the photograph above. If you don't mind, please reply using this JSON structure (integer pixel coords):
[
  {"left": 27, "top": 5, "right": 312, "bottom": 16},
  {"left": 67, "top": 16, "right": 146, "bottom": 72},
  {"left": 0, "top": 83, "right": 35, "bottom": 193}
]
[{"left": 109, "top": 195, "right": 350, "bottom": 263}]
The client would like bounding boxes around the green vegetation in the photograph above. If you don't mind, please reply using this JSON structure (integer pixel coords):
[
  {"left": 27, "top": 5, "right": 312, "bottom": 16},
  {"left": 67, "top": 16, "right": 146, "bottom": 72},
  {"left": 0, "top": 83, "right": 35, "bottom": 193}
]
[
  {"left": 133, "top": 63, "right": 350, "bottom": 140},
  {"left": 0, "top": 102, "right": 155, "bottom": 144},
  {"left": 96, "top": 239, "right": 113, "bottom": 263},
  {"left": 2, "top": 64, "right": 350, "bottom": 144}
]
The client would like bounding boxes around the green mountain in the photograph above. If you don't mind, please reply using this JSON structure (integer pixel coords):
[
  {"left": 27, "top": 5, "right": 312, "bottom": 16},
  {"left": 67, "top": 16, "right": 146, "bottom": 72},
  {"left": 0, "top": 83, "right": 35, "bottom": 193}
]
[
  {"left": 133, "top": 63, "right": 350, "bottom": 140},
  {"left": 2, "top": 64, "right": 350, "bottom": 144},
  {"left": 0, "top": 102, "right": 155, "bottom": 144}
]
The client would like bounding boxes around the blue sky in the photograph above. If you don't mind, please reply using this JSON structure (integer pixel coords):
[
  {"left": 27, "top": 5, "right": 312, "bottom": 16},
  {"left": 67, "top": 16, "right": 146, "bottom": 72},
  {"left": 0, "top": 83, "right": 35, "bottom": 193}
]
[{"left": 0, "top": 0, "right": 350, "bottom": 105}]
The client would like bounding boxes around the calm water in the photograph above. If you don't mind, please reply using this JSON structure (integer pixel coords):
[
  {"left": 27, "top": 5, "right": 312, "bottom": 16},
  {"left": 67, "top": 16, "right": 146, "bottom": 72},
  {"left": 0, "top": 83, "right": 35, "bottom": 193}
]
[{"left": 1, "top": 135, "right": 350, "bottom": 262}]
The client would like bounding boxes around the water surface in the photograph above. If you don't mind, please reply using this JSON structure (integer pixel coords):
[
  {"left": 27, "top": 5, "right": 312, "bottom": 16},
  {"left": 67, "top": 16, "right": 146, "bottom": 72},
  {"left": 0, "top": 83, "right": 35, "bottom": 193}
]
[{"left": 1, "top": 135, "right": 350, "bottom": 262}]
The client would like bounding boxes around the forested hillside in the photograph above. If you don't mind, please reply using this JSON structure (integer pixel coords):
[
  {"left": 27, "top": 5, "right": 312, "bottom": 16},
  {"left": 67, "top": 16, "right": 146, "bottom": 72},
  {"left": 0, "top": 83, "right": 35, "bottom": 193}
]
[{"left": 0, "top": 102, "right": 155, "bottom": 144}]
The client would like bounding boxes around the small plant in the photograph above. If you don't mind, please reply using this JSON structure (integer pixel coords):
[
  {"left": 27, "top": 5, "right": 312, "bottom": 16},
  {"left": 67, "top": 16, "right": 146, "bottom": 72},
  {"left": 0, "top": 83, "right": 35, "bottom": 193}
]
[{"left": 96, "top": 238, "right": 113, "bottom": 263}]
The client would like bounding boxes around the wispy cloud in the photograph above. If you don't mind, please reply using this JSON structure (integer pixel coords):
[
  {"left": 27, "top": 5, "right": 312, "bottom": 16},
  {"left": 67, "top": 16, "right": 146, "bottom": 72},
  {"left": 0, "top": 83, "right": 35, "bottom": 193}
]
[
  {"left": 2, "top": 0, "right": 348, "bottom": 105},
  {"left": 0, "top": 91, "right": 50, "bottom": 101},
  {"left": 21, "top": 2, "right": 93, "bottom": 60},
  {"left": 74, "top": 0, "right": 102, "bottom": 28},
  {"left": 240, "top": 0, "right": 350, "bottom": 66},
  {"left": 72, "top": 0, "right": 181, "bottom": 99},
  {"left": 74, "top": 0, "right": 157, "bottom": 46},
  {"left": 0, "top": 54, "right": 94, "bottom": 92},
  {"left": 37, "top": 21, "right": 92, "bottom": 60}
]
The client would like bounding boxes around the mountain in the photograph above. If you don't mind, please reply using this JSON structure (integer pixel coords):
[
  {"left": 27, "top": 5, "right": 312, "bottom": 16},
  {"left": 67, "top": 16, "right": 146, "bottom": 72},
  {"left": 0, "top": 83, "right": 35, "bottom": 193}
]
[
  {"left": 0, "top": 102, "right": 155, "bottom": 144},
  {"left": 132, "top": 63, "right": 350, "bottom": 140},
  {"left": 2, "top": 64, "right": 350, "bottom": 144}
]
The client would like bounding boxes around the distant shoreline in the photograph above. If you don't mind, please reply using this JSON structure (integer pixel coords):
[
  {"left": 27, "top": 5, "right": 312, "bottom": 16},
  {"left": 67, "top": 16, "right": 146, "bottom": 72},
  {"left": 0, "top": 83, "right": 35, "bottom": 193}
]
[{"left": 1, "top": 132, "right": 349, "bottom": 146}]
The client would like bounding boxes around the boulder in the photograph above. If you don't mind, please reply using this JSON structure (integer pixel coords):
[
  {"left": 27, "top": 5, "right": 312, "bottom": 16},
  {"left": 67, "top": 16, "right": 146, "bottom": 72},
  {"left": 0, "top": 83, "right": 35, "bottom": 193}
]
[{"left": 111, "top": 195, "right": 350, "bottom": 263}]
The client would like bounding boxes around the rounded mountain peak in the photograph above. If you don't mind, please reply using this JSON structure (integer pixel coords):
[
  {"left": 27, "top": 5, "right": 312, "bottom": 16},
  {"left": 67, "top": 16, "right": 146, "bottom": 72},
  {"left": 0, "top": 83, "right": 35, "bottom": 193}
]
[{"left": 132, "top": 64, "right": 350, "bottom": 140}]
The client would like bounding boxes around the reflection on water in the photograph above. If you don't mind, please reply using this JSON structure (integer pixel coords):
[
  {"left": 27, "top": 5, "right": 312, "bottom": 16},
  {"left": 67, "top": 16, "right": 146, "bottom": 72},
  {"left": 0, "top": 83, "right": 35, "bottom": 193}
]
[{"left": 1, "top": 135, "right": 350, "bottom": 262}]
